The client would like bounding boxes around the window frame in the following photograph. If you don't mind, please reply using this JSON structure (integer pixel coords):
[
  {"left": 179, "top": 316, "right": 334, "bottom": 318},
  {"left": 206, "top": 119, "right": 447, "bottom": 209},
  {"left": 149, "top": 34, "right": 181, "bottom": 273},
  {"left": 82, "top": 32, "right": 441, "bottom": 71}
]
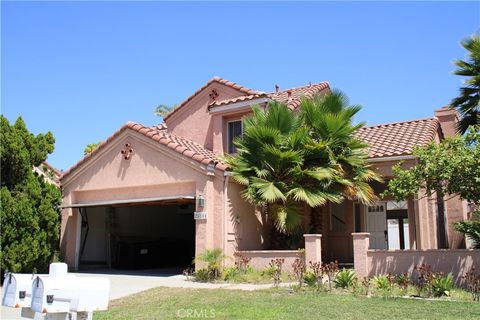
[
  {"left": 227, "top": 119, "right": 243, "bottom": 154},
  {"left": 329, "top": 201, "right": 346, "bottom": 232},
  {"left": 353, "top": 202, "right": 362, "bottom": 233}
]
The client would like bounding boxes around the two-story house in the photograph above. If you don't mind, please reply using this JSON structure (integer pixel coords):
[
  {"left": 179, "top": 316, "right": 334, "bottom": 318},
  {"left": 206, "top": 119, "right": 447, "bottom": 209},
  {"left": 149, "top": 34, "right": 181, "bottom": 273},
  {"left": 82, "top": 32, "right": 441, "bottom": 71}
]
[{"left": 59, "top": 77, "right": 469, "bottom": 271}]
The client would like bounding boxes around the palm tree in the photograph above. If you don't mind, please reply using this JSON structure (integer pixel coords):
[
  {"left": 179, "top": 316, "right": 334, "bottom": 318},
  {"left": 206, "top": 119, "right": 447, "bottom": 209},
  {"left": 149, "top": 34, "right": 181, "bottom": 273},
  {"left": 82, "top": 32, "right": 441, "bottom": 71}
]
[
  {"left": 451, "top": 35, "right": 480, "bottom": 134},
  {"left": 154, "top": 104, "right": 179, "bottom": 118},
  {"left": 299, "top": 91, "right": 380, "bottom": 203},
  {"left": 223, "top": 91, "right": 380, "bottom": 241}
]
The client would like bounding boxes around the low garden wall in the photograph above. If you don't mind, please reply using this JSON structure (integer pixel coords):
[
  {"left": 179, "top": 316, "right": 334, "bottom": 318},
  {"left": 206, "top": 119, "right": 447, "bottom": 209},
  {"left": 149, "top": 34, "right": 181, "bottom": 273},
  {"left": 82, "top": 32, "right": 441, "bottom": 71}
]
[
  {"left": 237, "top": 234, "right": 323, "bottom": 272},
  {"left": 353, "top": 232, "right": 480, "bottom": 285},
  {"left": 237, "top": 250, "right": 301, "bottom": 272},
  {"left": 367, "top": 249, "right": 479, "bottom": 285}
]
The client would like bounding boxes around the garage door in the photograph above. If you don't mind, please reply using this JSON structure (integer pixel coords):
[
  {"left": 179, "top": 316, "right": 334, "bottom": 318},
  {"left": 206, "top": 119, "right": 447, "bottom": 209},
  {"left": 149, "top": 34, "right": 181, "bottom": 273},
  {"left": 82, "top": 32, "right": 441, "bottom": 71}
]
[{"left": 76, "top": 199, "right": 195, "bottom": 271}]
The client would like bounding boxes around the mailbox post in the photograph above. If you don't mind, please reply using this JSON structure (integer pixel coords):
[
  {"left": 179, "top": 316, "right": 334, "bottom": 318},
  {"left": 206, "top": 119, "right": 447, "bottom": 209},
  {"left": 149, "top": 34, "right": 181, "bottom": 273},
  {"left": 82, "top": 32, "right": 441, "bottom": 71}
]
[{"left": 2, "top": 262, "right": 110, "bottom": 320}]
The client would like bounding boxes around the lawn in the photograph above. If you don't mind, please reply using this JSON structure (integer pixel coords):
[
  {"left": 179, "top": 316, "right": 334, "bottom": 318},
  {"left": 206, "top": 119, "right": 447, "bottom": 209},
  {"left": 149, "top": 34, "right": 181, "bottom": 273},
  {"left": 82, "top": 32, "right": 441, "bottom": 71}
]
[{"left": 95, "top": 287, "right": 480, "bottom": 320}]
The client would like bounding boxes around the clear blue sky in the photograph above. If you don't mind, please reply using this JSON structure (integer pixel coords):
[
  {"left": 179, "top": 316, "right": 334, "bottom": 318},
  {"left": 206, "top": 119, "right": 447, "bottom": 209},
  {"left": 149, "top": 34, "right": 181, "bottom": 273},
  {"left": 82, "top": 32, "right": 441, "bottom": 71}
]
[{"left": 2, "top": 1, "right": 479, "bottom": 171}]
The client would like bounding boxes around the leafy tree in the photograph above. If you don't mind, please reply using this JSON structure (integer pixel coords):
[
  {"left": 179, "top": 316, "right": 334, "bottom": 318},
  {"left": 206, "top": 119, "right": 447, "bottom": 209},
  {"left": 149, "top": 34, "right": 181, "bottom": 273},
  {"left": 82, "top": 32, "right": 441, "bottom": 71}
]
[
  {"left": 451, "top": 35, "right": 480, "bottom": 133},
  {"left": 0, "top": 116, "right": 61, "bottom": 275},
  {"left": 223, "top": 91, "right": 380, "bottom": 243},
  {"left": 383, "top": 126, "right": 480, "bottom": 248},
  {"left": 154, "top": 104, "right": 179, "bottom": 117},
  {"left": 84, "top": 141, "right": 102, "bottom": 155}
]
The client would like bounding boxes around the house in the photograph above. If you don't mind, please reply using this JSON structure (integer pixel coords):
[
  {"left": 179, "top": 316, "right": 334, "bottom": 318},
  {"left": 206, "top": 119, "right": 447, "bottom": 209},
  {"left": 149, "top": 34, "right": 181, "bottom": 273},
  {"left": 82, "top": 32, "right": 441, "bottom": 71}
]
[
  {"left": 59, "top": 77, "right": 470, "bottom": 271},
  {"left": 34, "top": 161, "right": 62, "bottom": 187}
]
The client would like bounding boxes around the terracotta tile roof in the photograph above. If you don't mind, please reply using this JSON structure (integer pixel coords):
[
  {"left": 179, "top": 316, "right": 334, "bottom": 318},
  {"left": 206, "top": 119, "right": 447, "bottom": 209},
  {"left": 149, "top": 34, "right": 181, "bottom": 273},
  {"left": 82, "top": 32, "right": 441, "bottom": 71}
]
[
  {"left": 211, "top": 82, "right": 330, "bottom": 110},
  {"left": 210, "top": 93, "right": 269, "bottom": 107},
  {"left": 61, "top": 116, "right": 441, "bottom": 182},
  {"left": 60, "top": 122, "right": 226, "bottom": 181},
  {"left": 269, "top": 82, "right": 330, "bottom": 110},
  {"left": 354, "top": 118, "right": 440, "bottom": 159},
  {"left": 163, "top": 76, "right": 263, "bottom": 121}
]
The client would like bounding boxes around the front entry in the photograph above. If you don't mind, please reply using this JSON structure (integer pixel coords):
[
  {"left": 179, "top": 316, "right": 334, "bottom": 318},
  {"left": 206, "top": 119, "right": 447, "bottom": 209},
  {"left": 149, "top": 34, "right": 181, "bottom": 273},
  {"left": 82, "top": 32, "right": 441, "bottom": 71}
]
[{"left": 366, "top": 203, "right": 388, "bottom": 249}]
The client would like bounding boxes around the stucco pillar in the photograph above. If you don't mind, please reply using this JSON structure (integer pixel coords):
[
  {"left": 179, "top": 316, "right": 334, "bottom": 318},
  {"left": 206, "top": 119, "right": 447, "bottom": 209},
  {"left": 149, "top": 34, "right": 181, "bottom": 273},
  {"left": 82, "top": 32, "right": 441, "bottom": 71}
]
[
  {"left": 352, "top": 232, "right": 370, "bottom": 278},
  {"left": 304, "top": 234, "right": 322, "bottom": 265}
]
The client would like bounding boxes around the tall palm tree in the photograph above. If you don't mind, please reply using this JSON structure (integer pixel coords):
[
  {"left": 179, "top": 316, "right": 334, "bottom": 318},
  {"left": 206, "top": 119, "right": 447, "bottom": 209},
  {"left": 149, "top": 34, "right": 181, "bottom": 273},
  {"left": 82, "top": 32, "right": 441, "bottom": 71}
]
[
  {"left": 452, "top": 35, "right": 480, "bottom": 134},
  {"left": 299, "top": 91, "right": 380, "bottom": 203},
  {"left": 223, "top": 91, "right": 380, "bottom": 238}
]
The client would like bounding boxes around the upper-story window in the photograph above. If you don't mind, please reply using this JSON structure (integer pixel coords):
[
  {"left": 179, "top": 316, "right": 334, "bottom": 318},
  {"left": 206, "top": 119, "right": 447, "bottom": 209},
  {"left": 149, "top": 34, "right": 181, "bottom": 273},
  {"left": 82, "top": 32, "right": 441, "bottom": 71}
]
[{"left": 227, "top": 120, "right": 243, "bottom": 154}]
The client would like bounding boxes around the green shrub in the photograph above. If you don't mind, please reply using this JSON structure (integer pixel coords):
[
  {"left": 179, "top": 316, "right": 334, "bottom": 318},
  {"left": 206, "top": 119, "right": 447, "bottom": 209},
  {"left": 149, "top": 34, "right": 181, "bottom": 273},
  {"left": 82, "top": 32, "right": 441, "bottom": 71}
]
[
  {"left": 303, "top": 271, "right": 317, "bottom": 287},
  {"left": 432, "top": 273, "right": 454, "bottom": 297},
  {"left": 194, "top": 248, "right": 226, "bottom": 280},
  {"left": 261, "top": 266, "right": 275, "bottom": 278},
  {"left": 194, "top": 268, "right": 210, "bottom": 282},
  {"left": 373, "top": 275, "right": 391, "bottom": 291},
  {"left": 223, "top": 266, "right": 240, "bottom": 281},
  {"left": 334, "top": 269, "right": 357, "bottom": 289}
]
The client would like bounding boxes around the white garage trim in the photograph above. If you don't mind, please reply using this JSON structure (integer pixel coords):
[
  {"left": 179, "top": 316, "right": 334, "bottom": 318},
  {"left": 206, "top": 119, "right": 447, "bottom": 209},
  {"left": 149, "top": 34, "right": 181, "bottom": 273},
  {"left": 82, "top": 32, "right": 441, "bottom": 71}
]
[{"left": 62, "top": 195, "right": 196, "bottom": 208}]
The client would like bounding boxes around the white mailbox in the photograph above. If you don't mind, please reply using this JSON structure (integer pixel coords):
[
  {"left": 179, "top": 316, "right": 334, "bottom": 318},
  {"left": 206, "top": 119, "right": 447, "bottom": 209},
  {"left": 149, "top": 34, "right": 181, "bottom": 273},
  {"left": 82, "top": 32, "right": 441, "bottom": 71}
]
[
  {"left": 1, "top": 273, "right": 45, "bottom": 308},
  {"left": 31, "top": 276, "right": 110, "bottom": 314}
]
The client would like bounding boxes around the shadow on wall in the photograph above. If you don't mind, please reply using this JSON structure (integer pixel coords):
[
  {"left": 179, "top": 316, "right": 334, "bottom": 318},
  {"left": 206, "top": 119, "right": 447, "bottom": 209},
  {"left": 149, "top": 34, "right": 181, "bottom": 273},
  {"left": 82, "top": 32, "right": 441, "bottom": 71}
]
[{"left": 368, "top": 250, "right": 480, "bottom": 285}]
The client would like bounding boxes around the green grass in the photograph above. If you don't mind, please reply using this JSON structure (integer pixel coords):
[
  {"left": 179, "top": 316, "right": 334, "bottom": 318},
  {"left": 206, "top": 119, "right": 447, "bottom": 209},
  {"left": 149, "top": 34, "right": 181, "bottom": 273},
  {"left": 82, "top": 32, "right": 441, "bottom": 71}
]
[{"left": 95, "top": 287, "right": 480, "bottom": 320}]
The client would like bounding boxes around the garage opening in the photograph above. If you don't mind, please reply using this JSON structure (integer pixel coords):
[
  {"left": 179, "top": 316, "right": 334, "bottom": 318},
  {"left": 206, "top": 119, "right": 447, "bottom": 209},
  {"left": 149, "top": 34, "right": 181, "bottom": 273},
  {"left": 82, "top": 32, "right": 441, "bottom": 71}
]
[{"left": 77, "top": 199, "right": 195, "bottom": 272}]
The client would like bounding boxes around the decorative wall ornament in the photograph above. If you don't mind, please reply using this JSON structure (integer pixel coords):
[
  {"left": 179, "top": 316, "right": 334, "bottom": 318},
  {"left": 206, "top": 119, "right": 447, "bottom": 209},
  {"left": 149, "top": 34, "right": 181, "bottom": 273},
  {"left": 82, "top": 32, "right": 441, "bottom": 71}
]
[
  {"left": 120, "top": 143, "right": 134, "bottom": 160},
  {"left": 209, "top": 89, "right": 219, "bottom": 101}
]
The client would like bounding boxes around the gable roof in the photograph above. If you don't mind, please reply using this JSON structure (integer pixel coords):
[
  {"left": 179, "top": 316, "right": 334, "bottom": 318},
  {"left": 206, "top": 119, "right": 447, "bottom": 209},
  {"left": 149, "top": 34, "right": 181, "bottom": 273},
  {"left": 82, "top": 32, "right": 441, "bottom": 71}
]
[
  {"left": 354, "top": 118, "right": 440, "bottom": 159},
  {"left": 60, "top": 122, "right": 227, "bottom": 181},
  {"left": 210, "top": 82, "right": 331, "bottom": 110},
  {"left": 163, "top": 76, "right": 263, "bottom": 121},
  {"left": 62, "top": 117, "right": 440, "bottom": 183}
]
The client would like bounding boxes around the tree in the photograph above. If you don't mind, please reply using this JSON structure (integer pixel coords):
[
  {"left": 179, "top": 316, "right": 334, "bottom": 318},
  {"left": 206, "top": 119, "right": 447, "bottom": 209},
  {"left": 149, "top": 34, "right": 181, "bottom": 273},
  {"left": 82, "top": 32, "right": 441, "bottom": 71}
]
[
  {"left": 0, "top": 116, "right": 61, "bottom": 275},
  {"left": 154, "top": 104, "right": 179, "bottom": 118},
  {"left": 451, "top": 35, "right": 480, "bottom": 134},
  {"left": 223, "top": 91, "right": 380, "bottom": 246},
  {"left": 84, "top": 141, "right": 102, "bottom": 155},
  {"left": 383, "top": 126, "right": 480, "bottom": 248}
]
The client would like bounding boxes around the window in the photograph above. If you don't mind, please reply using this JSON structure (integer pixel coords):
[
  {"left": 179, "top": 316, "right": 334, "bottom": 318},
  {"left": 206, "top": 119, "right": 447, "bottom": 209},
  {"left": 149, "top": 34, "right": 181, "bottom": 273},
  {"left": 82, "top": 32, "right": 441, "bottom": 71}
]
[
  {"left": 354, "top": 203, "right": 362, "bottom": 232},
  {"left": 227, "top": 120, "right": 243, "bottom": 154},
  {"left": 330, "top": 202, "right": 345, "bottom": 232}
]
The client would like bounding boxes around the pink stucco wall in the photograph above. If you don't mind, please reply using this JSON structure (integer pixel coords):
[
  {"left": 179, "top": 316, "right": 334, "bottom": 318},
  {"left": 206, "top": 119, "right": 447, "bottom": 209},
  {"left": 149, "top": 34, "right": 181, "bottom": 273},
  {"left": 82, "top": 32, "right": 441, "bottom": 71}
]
[
  {"left": 353, "top": 233, "right": 479, "bottom": 285},
  {"left": 60, "top": 130, "right": 232, "bottom": 270},
  {"left": 166, "top": 82, "right": 247, "bottom": 151},
  {"left": 237, "top": 250, "right": 301, "bottom": 272},
  {"left": 367, "top": 249, "right": 479, "bottom": 285}
]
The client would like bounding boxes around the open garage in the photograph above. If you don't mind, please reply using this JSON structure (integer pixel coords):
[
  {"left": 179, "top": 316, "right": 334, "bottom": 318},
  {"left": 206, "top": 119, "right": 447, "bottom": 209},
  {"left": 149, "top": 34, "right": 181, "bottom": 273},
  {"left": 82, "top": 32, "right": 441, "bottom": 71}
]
[
  {"left": 59, "top": 123, "right": 240, "bottom": 272},
  {"left": 75, "top": 199, "right": 196, "bottom": 272}
]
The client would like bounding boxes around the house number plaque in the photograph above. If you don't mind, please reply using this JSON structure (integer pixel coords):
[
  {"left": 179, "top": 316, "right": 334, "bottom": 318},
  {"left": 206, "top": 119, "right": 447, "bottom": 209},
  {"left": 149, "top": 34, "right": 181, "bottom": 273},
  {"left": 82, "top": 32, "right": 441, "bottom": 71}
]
[{"left": 194, "top": 212, "right": 208, "bottom": 220}]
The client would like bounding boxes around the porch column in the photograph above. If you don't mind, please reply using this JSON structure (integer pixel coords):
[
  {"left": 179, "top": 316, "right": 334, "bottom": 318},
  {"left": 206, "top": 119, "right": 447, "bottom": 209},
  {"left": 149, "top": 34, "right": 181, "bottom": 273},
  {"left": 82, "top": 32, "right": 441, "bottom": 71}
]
[
  {"left": 304, "top": 234, "right": 322, "bottom": 265},
  {"left": 352, "top": 232, "right": 370, "bottom": 278}
]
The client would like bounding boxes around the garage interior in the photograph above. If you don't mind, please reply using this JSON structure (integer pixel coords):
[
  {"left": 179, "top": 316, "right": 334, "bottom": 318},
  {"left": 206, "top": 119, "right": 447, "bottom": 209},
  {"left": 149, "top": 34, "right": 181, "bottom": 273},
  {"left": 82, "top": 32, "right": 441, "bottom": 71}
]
[{"left": 78, "top": 199, "right": 196, "bottom": 272}]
